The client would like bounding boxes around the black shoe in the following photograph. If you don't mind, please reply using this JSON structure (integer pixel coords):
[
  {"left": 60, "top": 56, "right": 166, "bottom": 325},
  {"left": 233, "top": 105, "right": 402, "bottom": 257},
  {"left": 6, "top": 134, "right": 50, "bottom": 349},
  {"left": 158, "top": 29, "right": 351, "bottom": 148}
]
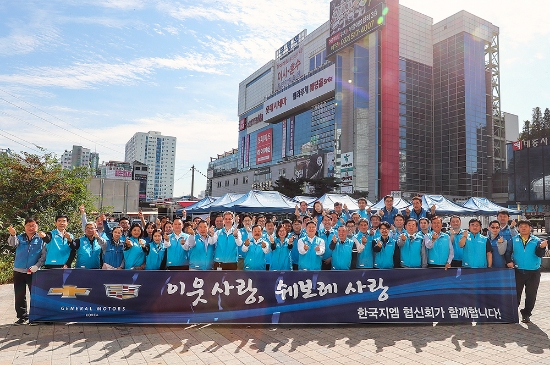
[
  {"left": 14, "top": 318, "right": 27, "bottom": 326},
  {"left": 522, "top": 316, "right": 531, "bottom": 324}
]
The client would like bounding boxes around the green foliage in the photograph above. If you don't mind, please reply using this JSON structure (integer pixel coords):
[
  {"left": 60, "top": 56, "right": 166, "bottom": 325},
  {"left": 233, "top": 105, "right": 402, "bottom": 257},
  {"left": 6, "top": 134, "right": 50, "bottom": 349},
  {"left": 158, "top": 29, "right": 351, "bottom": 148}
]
[
  {"left": 349, "top": 190, "right": 369, "bottom": 199},
  {"left": 0, "top": 150, "right": 96, "bottom": 283},
  {"left": 518, "top": 107, "right": 550, "bottom": 140},
  {"left": 272, "top": 176, "right": 305, "bottom": 198},
  {"left": 306, "top": 177, "right": 341, "bottom": 196}
]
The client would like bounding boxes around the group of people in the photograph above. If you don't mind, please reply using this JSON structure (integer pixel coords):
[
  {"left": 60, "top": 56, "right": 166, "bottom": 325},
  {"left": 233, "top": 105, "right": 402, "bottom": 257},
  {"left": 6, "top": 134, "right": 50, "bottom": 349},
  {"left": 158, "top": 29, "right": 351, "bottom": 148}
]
[{"left": 7, "top": 195, "right": 547, "bottom": 324}]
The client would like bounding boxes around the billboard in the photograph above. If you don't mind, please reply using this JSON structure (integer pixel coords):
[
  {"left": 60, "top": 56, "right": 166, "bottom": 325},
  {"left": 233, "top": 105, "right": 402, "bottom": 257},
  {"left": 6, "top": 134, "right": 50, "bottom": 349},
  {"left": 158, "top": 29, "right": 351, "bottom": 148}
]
[
  {"left": 326, "top": 0, "right": 386, "bottom": 57},
  {"left": 288, "top": 117, "right": 295, "bottom": 156},
  {"left": 275, "top": 45, "right": 304, "bottom": 91},
  {"left": 282, "top": 119, "right": 287, "bottom": 158},
  {"left": 264, "top": 64, "right": 335, "bottom": 123},
  {"left": 296, "top": 153, "right": 324, "bottom": 180},
  {"left": 256, "top": 128, "right": 273, "bottom": 165}
]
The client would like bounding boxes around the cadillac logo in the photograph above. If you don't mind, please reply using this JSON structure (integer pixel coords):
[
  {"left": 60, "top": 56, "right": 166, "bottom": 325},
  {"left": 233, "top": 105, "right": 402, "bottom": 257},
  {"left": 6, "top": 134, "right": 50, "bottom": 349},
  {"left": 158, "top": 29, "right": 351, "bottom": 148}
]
[{"left": 104, "top": 284, "right": 141, "bottom": 300}]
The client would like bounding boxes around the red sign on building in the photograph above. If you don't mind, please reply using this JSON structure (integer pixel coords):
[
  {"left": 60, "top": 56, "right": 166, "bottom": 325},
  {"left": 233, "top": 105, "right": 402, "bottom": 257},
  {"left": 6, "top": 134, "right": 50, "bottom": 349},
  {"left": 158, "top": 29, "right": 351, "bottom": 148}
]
[{"left": 256, "top": 128, "right": 273, "bottom": 165}]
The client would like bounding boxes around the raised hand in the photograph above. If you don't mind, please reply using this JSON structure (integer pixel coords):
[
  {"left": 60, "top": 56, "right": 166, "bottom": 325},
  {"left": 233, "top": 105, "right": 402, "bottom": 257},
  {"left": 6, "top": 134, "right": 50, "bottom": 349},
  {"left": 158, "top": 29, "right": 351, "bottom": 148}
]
[
  {"left": 8, "top": 225, "right": 16, "bottom": 236},
  {"left": 362, "top": 235, "right": 367, "bottom": 244},
  {"left": 79, "top": 205, "right": 85, "bottom": 214},
  {"left": 540, "top": 240, "right": 548, "bottom": 249},
  {"left": 63, "top": 231, "right": 72, "bottom": 240},
  {"left": 304, "top": 244, "right": 309, "bottom": 252},
  {"left": 244, "top": 238, "right": 250, "bottom": 247},
  {"left": 498, "top": 236, "right": 504, "bottom": 244},
  {"left": 332, "top": 235, "right": 337, "bottom": 243},
  {"left": 510, "top": 219, "right": 517, "bottom": 228},
  {"left": 38, "top": 231, "right": 46, "bottom": 239},
  {"left": 314, "top": 245, "right": 320, "bottom": 252},
  {"left": 125, "top": 238, "right": 133, "bottom": 248},
  {"left": 400, "top": 233, "right": 407, "bottom": 241}
]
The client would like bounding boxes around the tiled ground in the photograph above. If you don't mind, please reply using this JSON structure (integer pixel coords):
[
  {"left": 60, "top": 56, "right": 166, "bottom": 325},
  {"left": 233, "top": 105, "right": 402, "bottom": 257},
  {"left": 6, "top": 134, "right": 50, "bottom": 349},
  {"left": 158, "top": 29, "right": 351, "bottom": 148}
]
[{"left": 1, "top": 274, "right": 550, "bottom": 364}]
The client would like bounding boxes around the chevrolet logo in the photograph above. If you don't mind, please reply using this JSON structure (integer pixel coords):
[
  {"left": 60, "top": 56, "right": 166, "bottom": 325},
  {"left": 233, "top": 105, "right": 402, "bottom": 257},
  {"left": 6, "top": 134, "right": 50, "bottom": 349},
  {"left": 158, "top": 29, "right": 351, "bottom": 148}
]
[{"left": 48, "top": 285, "right": 91, "bottom": 298}]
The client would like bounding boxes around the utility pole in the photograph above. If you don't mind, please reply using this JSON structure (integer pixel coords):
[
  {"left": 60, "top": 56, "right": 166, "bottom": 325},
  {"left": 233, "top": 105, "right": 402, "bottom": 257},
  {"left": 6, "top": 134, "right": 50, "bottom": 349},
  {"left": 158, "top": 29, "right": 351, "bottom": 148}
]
[{"left": 190, "top": 165, "right": 195, "bottom": 199}]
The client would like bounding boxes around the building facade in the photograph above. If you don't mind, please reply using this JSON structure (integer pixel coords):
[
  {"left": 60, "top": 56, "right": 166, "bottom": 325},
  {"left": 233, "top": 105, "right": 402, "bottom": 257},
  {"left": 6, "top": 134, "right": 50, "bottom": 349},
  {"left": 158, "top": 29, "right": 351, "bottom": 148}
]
[
  {"left": 208, "top": 1, "right": 505, "bottom": 202},
  {"left": 60, "top": 145, "right": 99, "bottom": 172},
  {"left": 124, "top": 131, "right": 176, "bottom": 200}
]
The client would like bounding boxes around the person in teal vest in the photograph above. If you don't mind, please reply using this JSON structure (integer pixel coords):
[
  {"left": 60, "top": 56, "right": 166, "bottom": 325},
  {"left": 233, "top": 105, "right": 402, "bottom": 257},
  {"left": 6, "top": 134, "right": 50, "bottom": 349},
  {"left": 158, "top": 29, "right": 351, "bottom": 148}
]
[
  {"left": 184, "top": 220, "right": 216, "bottom": 270},
  {"left": 505, "top": 220, "right": 548, "bottom": 323},
  {"left": 212, "top": 211, "right": 242, "bottom": 270},
  {"left": 353, "top": 218, "right": 371, "bottom": 269},
  {"left": 270, "top": 224, "right": 293, "bottom": 271},
  {"left": 487, "top": 220, "right": 511, "bottom": 268},
  {"left": 297, "top": 221, "right": 325, "bottom": 270},
  {"left": 7, "top": 218, "right": 46, "bottom": 325},
  {"left": 459, "top": 218, "right": 492, "bottom": 268},
  {"left": 448, "top": 215, "right": 465, "bottom": 267},
  {"left": 417, "top": 217, "right": 431, "bottom": 240},
  {"left": 237, "top": 214, "right": 253, "bottom": 270},
  {"left": 389, "top": 214, "right": 406, "bottom": 242},
  {"left": 242, "top": 225, "right": 270, "bottom": 270},
  {"left": 71, "top": 222, "right": 106, "bottom": 269},
  {"left": 164, "top": 218, "right": 190, "bottom": 270},
  {"left": 356, "top": 197, "right": 371, "bottom": 220},
  {"left": 41, "top": 214, "right": 75, "bottom": 269},
  {"left": 120, "top": 223, "right": 146, "bottom": 270},
  {"left": 373, "top": 222, "right": 399, "bottom": 269},
  {"left": 144, "top": 229, "right": 166, "bottom": 270},
  {"left": 424, "top": 216, "right": 453, "bottom": 269},
  {"left": 330, "top": 225, "right": 357, "bottom": 270},
  {"left": 262, "top": 220, "right": 276, "bottom": 270},
  {"left": 397, "top": 218, "right": 427, "bottom": 268}
]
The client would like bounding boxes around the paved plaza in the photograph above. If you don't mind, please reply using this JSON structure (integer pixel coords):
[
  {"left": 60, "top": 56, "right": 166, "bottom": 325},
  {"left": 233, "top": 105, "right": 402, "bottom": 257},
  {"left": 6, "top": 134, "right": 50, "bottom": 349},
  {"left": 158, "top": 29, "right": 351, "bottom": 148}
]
[{"left": 1, "top": 274, "right": 550, "bottom": 365}]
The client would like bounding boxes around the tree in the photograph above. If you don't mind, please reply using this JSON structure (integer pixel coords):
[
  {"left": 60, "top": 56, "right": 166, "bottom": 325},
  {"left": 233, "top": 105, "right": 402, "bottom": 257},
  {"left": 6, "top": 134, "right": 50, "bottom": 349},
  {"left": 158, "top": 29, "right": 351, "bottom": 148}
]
[
  {"left": 272, "top": 176, "right": 305, "bottom": 198},
  {"left": 519, "top": 120, "right": 531, "bottom": 140},
  {"left": 349, "top": 190, "right": 369, "bottom": 199},
  {"left": 0, "top": 150, "right": 95, "bottom": 241},
  {"left": 530, "top": 107, "right": 543, "bottom": 139},
  {"left": 543, "top": 108, "right": 550, "bottom": 132},
  {"left": 305, "top": 177, "right": 341, "bottom": 196}
]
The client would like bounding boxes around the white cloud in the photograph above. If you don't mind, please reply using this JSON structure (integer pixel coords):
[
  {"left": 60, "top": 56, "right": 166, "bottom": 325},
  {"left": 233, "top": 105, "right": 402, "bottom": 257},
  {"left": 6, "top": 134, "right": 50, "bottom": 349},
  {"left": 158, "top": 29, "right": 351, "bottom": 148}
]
[
  {"left": 0, "top": 11, "right": 60, "bottom": 56},
  {"left": 0, "top": 54, "right": 227, "bottom": 89}
]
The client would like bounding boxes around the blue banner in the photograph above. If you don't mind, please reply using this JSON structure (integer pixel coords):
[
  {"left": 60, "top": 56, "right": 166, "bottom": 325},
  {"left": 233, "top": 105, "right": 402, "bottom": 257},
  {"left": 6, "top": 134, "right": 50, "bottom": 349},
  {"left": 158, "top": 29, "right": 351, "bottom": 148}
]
[{"left": 30, "top": 268, "right": 518, "bottom": 324}]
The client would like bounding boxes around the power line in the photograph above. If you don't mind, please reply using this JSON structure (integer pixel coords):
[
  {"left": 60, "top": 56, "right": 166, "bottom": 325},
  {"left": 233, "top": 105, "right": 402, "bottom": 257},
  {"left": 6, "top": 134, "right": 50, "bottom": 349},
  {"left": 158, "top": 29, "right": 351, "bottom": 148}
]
[
  {"left": 0, "top": 96, "right": 122, "bottom": 154},
  {"left": 0, "top": 130, "right": 43, "bottom": 154},
  {"left": 0, "top": 110, "right": 67, "bottom": 141}
]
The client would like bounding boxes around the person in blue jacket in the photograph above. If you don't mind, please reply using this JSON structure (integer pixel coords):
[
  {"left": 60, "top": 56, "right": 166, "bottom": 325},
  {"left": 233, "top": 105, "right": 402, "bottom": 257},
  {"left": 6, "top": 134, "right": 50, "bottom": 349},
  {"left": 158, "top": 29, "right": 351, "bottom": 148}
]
[
  {"left": 242, "top": 225, "right": 270, "bottom": 270},
  {"left": 144, "top": 229, "right": 166, "bottom": 270},
  {"left": 184, "top": 220, "right": 216, "bottom": 270},
  {"left": 289, "top": 218, "right": 306, "bottom": 271},
  {"left": 270, "top": 224, "right": 293, "bottom": 271},
  {"left": 7, "top": 218, "right": 46, "bottom": 325},
  {"left": 459, "top": 218, "right": 492, "bottom": 268},
  {"left": 487, "top": 220, "right": 511, "bottom": 268},
  {"left": 102, "top": 226, "right": 124, "bottom": 269},
  {"left": 374, "top": 195, "right": 399, "bottom": 225},
  {"left": 164, "top": 217, "right": 190, "bottom": 270},
  {"left": 237, "top": 214, "right": 253, "bottom": 270},
  {"left": 318, "top": 214, "right": 336, "bottom": 270},
  {"left": 297, "top": 221, "right": 325, "bottom": 270},
  {"left": 356, "top": 197, "right": 371, "bottom": 220},
  {"left": 372, "top": 221, "right": 399, "bottom": 269},
  {"left": 505, "top": 220, "right": 548, "bottom": 323}
]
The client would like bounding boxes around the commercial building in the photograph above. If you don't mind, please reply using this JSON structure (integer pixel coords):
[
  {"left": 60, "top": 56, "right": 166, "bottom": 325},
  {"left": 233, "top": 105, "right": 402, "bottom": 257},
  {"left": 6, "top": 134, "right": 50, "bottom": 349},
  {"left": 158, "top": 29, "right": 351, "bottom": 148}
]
[
  {"left": 208, "top": 0, "right": 506, "bottom": 202},
  {"left": 97, "top": 160, "right": 149, "bottom": 202},
  {"left": 60, "top": 145, "right": 99, "bottom": 172},
  {"left": 124, "top": 131, "right": 176, "bottom": 200}
]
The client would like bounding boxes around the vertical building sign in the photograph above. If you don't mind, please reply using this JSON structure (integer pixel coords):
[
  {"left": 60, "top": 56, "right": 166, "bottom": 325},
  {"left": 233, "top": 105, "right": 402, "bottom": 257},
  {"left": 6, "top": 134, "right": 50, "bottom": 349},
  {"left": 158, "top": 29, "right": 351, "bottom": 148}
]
[
  {"left": 282, "top": 119, "right": 287, "bottom": 158},
  {"left": 289, "top": 116, "right": 295, "bottom": 156},
  {"left": 240, "top": 136, "right": 246, "bottom": 168},
  {"left": 256, "top": 128, "right": 273, "bottom": 165},
  {"left": 245, "top": 135, "right": 250, "bottom": 167}
]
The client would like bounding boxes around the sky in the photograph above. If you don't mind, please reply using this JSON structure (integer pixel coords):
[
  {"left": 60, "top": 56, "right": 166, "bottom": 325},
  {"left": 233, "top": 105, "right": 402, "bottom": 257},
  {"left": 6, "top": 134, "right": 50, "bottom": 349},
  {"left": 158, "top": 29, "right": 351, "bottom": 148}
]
[{"left": 1, "top": 0, "right": 549, "bottom": 198}]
